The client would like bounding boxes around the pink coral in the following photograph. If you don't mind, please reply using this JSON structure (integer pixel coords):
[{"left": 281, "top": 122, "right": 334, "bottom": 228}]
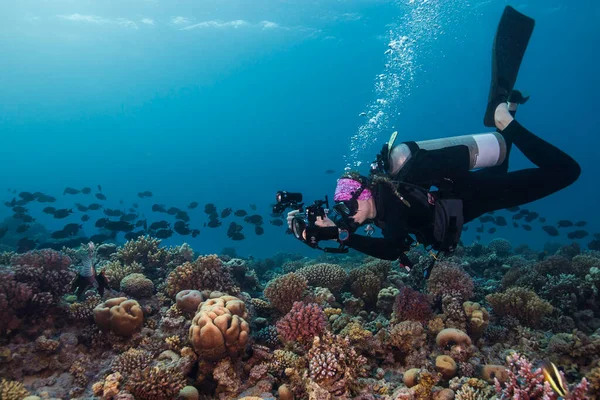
[
  {"left": 392, "top": 287, "right": 433, "bottom": 324},
  {"left": 276, "top": 301, "right": 327, "bottom": 344},
  {"left": 494, "top": 353, "right": 555, "bottom": 399},
  {"left": 11, "top": 249, "right": 73, "bottom": 299},
  {"left": 427, "top": 261, "right": 474, "bottom": 302},
  {"left": 0, "top": 271, "right": 33, "bottom": 333}
]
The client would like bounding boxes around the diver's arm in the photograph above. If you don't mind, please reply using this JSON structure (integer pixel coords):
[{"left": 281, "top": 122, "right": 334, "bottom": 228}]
[
  {"left": 344, "top": 234, "right": 406, "bottom": 260},
  {"left": 402, "top": 145, "right": 471, "bottom": 185}
]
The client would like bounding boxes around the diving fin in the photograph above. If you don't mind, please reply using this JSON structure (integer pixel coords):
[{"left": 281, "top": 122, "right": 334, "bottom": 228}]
[{"left": 483, "top": 6, "right": 535, "bottom": 127}]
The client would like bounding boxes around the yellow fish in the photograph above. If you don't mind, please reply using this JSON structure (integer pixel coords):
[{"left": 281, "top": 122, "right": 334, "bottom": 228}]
[{"left": 541, "top": 361, "right": 568, "bottom": 397}]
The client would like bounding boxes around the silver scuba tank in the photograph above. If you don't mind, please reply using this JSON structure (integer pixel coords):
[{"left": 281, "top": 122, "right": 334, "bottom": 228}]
[{"left": 386, "top": 131, "right": 507, "bottom": 177}]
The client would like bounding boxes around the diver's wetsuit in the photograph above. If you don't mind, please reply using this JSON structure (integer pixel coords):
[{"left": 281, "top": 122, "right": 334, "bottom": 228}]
[{"left": 344, "top": 119, "right": 581, "bottom": 260}]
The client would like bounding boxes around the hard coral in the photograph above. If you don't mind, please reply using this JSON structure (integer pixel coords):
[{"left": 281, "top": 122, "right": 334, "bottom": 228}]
[
  {"left": 276, "top": 301, "right": 327, "bottom": 345},
  {"left": 166, "top": 255, "right": 238, "bottom": 298},
  {"left": 427, "top": 261, "right": 474, "bottom": 302},
  {"left": 0, "top": 378, "right": 30, "bottom": 400},
  {"left": 120, "top": 273, "right": 154, "bottom": 298},
  {"left": 486, "top": 287, "right": 553, "bottom": 328},
  {"left": 189, "top": 295, "right": 250, "bottom": 361},
  {"left": 11, "top": 249, "right": 74, "bottom": 300},
  {"left": 463, "top": 302, "right": 489, "bottom": 339},
  {"left": 176, "top": 289, "right": 206, "bottom": 314},
  {"left": 115, "top": 236, "right": 170, "bottom": 276},
  {"left": 487, "top": 238, "right": 512, "bottom": 256},
  {"left": 127, "top": 365, "right": 186, "bottom": 400},
  {"left": 264, "top": 272, "right": 308, "bottom": 313},
  {"left": 494, "top": 353, "right": 555, "bottom": 399},
  {"left": 0, "top": 270, "right": 33, "bottom": 334},
  {"left": 296, "top": 263, "right": 347, "bottom": 293},
  {"left": 94, "top": 297, "right": 144, "bottom": 337},
  {"left": 102, "top": 260, "right": 143, "bottom": 287},
  {"left": 111, "top": 348, "right": 152, "bottom": 377},
  {"left": 392, "top": 287, "right": 433, "bottom": 324}
]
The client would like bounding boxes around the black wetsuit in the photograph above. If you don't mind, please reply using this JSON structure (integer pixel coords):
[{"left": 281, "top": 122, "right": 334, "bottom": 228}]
[{"left": 345, "top": 120, "right": 581, "bottom": 260}]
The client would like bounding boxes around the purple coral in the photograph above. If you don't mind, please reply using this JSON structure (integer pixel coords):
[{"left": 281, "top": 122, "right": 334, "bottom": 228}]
[
  {"left": 276, "top": 301, "right": 327, "bottom": 344},
  {"left": 11, "top": 249, "right": 73, "bottom": 299},
  {"left": 0, "top": 270, "right": 33, "bottom": 333},
  {"left": 392, "top": 287, "right": 432, "bottom": 324},
  {"left": 427, "top": 261, "right": 474, "bottom": 302}
]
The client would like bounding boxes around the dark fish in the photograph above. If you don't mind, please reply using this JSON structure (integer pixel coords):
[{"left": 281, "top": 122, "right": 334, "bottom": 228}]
[
  {"left": 104, "top": 208, "right": 124, "bottom": 217},
  {"left": 234, "top": 210, "right": 247, "bottom": 217},
  {"left": 152, "top": 204, "right": 166, "bottom": 213},
  {"left": 557, "top": 220, "right": 574, "bottom": 228},
  {"left": 120, "top": 213, "right": 137, "bottom": 222},
  {"left": 53, "top": 209, "right": 73, "bottom": 219},
  {"left": 75, "top": 203, "right": 89, "bottom": 212},
  {"left": 476, "top": 226, "right": 484, "bottom": 233},
  {"left": 188, "top": 201, "right": 199, "bottom": 209},
  {"left": 12, "top": 206, "right": 27, "bottom": 213},
  {"left": 506, "top": 206, "right": 520, "bottom": 212},
  {"left": 0, "top": 227, "right": 7, "bottom": 239},
  {"left": 90, "top": 233, "right": 116, "bottom": 243},
  {"left": 135, "top": 219, "right": 146, "bottom": 228},
  {"left": 18, "top": 192, "right": 35, "bottom": 201},
  {"left": 51, "top": 229, "right": 70, "bottom": 239},
  {"left": 175, "top": 211, "right": 190, "bottom": 222},
  {"left": 221, "top": 208, "right": 232, "bottom": 218},
  {"left": 250, "top": 204, "right": 257, "bottom": 211},
  {"left": 205, "top": 203, "right": 217, "bottom": 215},
  {"left": 95, "top": 193, "right": 107, "bottom": 200},
  {"left": 43, "top": 206, "right": 57, "bottom": 214},
  {"left": 174, "top": 221, "right": 191, "bottom": 235},
  {"left": 520, "top": 209, "right": 530, "bottom": 215},
  {"left": 488, "top": 227, "right": 496, "bottom": 234},
  {"left": 16, "top": 224, "right": 29, "bottom": 233},
  {"left": 137, "top": 191, "right": 153, "bottom": 198},
  {"left": 575, "top": 221, "right": 587, "bottom": 227},
  {"left": 539, "top": 217, "right": 547, "bottom": 223},
  {"left": 227, "top": 222, "right": 244, "bottom": 241},
  {"left": 3, "top": 200, "right": 15, "bottom": 208},
  {"left": 14, "top": 214, "right": 35, "bottom": 223},
  {"left": 124, "top": 231, "right": 145, "bottom": 241},
  {"left": 63, "top": 223, "right": 82, "bottom": 235},
  {"left": 166, "top": 207, "right": 180, "bottom": 216},
  {"left": 567, "top": 230, "right": 589, "bottom": 240},
  {"left": 325, "top": 169, "right": 335, "bottom": 174},
  {"left": 270, "top": 219, "right": 284, "bottom": 226},
  {"left": 95, "top": 218, "right": 108, "bottom": 228},
  {"left": 128, "top": 208, "right": 136, "bottom": 213},
  {"left": 35, "top": 193, "right": 56, "bottom": 203},
  {"left": 88, "top": 203, "right": 102, "bottom": 210},
  {"left": 524, "top": 212, "right": 539, "bottom": 223},
  {"left": 207, "top": 216, "right": 221, "bottom": 228},
  {"left": 98, "top": 185, "right": 102, "bottom": 192},
  {"left": 105, "top": 220, "right": 134, "bottom": 232},
  {"left": 17, "top": 237, "right": 36, "bottom": 253},
  {"left": 255, "top": 226, "right": 264, "bottom": 235},
  {"left": 522, "top": 224, "right": 532, "bottom": 231},
  {"left": 191, "top": 229, "right": 200, "bottom": 238},
  {"left": 512, "top": 214, "right": 524, "bottom": 221},
  {"left": 133, "top": 203, "right": 139, "bottom": 208},
  {"left": 15, "top": 199, "right": 28, "bottom": 206},
  {"left": 513, "top": 222, "right": 519, "bottom": 228},
  {"left": 542, "top": 226, "right": 560, "bottom": 237},
  {"left": 81, "top": 187, "right": 92, "bottom": 194},
  {"left": 64, "top": 187, "right": 80, "bottom": 195},
  {"left": 494, "top": 216, "right": 507, "bottom": 226},
  {"left": 149, "top": 221, "right": 169, "bottom": 230},
  {"left": 155, "top": 229, "right": 173, "bottom": 239},
  {"left": 81, "top": 215, "right": 90, "bottom": 222},
  {"left": 479, "top": 216, "right": 494, "bottom": 223}
]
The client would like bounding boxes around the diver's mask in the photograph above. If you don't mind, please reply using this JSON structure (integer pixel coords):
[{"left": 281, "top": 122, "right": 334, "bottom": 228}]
[{"left": 332, "top": 176, "right": 372, "bottom": 233}]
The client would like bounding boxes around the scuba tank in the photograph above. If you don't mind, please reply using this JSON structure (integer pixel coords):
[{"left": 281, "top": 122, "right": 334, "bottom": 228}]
[{"left": 384, "top": 131, "right": 507, "bottom": 177}]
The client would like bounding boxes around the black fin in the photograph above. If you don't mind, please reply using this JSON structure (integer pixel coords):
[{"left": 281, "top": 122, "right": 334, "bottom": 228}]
[
  {"left": 483, "top": 6, "right": 535, "bottom": 127},
  {"left": 96, "top": 272, "right": 109, "bottom": 297}
]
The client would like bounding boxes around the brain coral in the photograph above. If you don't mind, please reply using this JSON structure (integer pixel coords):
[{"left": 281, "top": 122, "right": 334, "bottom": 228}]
[
  {"left": 264, "top": 272, "right": 308, "bottom": 313},
  {"left": 276, "top": 301, "right": 327, "bottom": 344},
  {"left": 296, "top": 263, "right": 347, "bottom": 293},
  {"left": 120, "top": 273, "right": 154, "bottom": 298},
  {"left": 189, "top": 295, "right": 250, "bottom": 360},
  {"left": 93, "top": 297, "right": 144, "bottom": 336},
  {"left": 427, "top": 261, "right": 474, "bottom": 302},
  {"left": 166, "top": 255, "right": 238, "bottom": 298},
  {"left": 486, "top": 287, "right": 553, "bottom": 328}
]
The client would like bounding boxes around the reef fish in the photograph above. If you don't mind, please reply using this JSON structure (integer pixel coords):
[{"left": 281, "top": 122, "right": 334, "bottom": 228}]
[
  {"left": 53, "top": 209, "right": 73, "bottom": 219},
  {"left": 220, "top": 208, "right": 232, "bottom": 218},
  {"left": 567, "top": 230, "right": 589, "bottom": 239},
  {"left": 188, "top": 201, "right": 199, "bottom": 209},
  {"left": 95, "top": 193, "right": 107, "bottom": 201},
  {"left": 71, "top": 242, "right": 111, "bottom": 298},
  {"left": 557, "top": 220, "right": 574, "bottom": 228},
  {"left": 137, "top": 191, "right": 153, "bottom": 198},
  {"left": 64, "top": 187, "right": 80, "bottom": 195},
  {"left": 542, "top": 226, "right": 560, "bottom": 237}
]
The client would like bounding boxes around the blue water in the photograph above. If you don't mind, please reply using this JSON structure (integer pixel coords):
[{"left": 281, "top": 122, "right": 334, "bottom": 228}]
[{"left": 0, "top": 0, "right": 598, "bottom": 258}]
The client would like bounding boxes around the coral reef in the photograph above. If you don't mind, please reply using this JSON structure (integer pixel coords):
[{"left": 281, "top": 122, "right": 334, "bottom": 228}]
[
  {"left": 94, "top": 297, "right": 144, "bottom": 337},
  {"left": 295, "top": 263, "right": 347, "bottom": 293},
  {"left": 166, "top": 255, "right": 238, "bottom": 298},
  {"left": 120, "top": 273, "right": 154, "bottom": 298},
  {"left": 276, "top": 301, "right": 327, "bottom": 345},
  {"left": 263, "top": 272, "right": 308, "bottom": 313},
  {"left": 392, "top": 286, "right": 433, "bottom": 324},
  {"left": 126, "top": 365, "right": 186, "bottom": 400},
  {"left": 486, "top": 287, "right": 553, "bottom": 328}
]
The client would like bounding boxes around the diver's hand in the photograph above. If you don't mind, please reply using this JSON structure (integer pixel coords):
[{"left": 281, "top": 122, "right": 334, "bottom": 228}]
[
  {"left": 315, "top": 215, "right": 336, "bottom": 228},
  {"left": 287, "top": 210, "right": 301, "bottom": 230}
]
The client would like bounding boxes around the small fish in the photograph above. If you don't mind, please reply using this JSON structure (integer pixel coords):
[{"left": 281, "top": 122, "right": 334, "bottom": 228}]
[
  {"left": 71, "top": 243, "right": 112, "bottom": 298},
  {"left": 63, "top": 223, "right": 82, "bottom": 235},
  {"left": 14, "top": 214, "right": 35, "bottom": 223},
  {"left": 75, "top": 203, "right": 89, "bottom": 212},
  {"left": 175, "top": 211, "right": 190, "bottom": 222},
  {"left": 204, "top": 203, "right": 217, "bottom": 215},
  {"left": 152, "top": 204, "right": 166, "bottom": 213},
  {"left": 475, "top": 235, "right": 481, "bottom": 241},
  {"left": 494, "top": 216, "right": 507, "bottom": 226},
  {"left": 88, "top": 203, "right": 102, "bottom": 210},
  {"left": 234, "top": 209, "right": 247, "bottom": 217},
  {"left": 574, "top": 221, "right": 587, "bottom": 227},
  {"left": 542, "top": 226, "right": 560, "bottom": 237},
  {"left": 149, "top": 221, "right": 170, "bottom": 230},
  {"left": 270, "top": 219, "right": 284, "bottom": 226},
  {"left": 17, "top": 237, "right": 37, "bottom": 253},
  {"left": 255, "top": 226, "right": 264, "bottom": 235},
  {"left": 174, "top": 221, "right": 191, "bottom": 235},
  {"left": 188, "top": 201, "right": 199, "bottom": 209},
  {"left": 506, "top": 206, "right": 520, "bottom": 212},
  {"left": 325, "top": 169, "right": 336, "bottom": 174},
  {"left": 524, "top": 212, "right": 539, "bottom": 223},
  {"left": 98, "top": 185, "right": 102, "bottom": 192},
  {"left": 461, "top": 225, "right": 468, "bottom": 232},
  {"left": 81, "top": 215, "right": 90, "bottom": 222},
  {"left": 512, "top": 214, "right": 524, "bottom": 221},
  {"left": 479, "top": 216, "right": 494, "bottom": 223},
  {"left": 95, "top": 218, "right": 108, "bottom": 228},
  {"left": 541, "top": 361, "right": 568, "bottom": 398},
  {"left": 567, "top": 230, "right": 589, "bottom": 240},
  {"left": 155, "top": 229, "right": 173, "bottom": 239},
  {"left": 18, "top": 192, "right": 35, "bottom": 201},
  {"left": 0, "top": 227, "right": 8, "bottom": 239},
  {"left": 104, "top": 208, "right": 124, "bottom": 217},
  {"left": 250, "top": 204, "right": 257, "bottom": 211},
  {"left": 522, "top": 224, "right": 532, "bottom": 231},
  {"left": 16, "top": 224, "right": 29, "bottom": 233},
  {"left": 137, "top": 191, "right": 153, "bottom": 198},
  {"left": 90, "top": 232, "right": 116, "bottom": 243},
  {"left": 124, "top": 231, "right": 145, "bottom": 241},
  {"left": 95, "top": 193, "right": 107, "bottom": 201},
  {"left": 166, "top": 207, "right": 180, "bottom": 216},
  {"left": 221, "top": 208, "right": 232, "bottom": 218},
  {"left": 35, "top": 193, "right": 56, "bottom": 203},
  {"left": 207, "top": 217, "right": 221, "bottom": 228},
  {"left": 53, "top": 209, "right": 73, "bottom": 219},
  {"left": 51, "top": 229, "right": 70, "bottom": 239},
  {"left": 557, "top": 220, "right": 574, "bottom": 228},
  {"left": 104, "top": 220, "right": 134, "bottom": 232},
  {"left": 191, "top": 229, "right": 200, "bottom": 238},
  {"left": 81, "top": 187, "right": 92, "bottom": 194},
  {"left": 12, "top": 206, "right": 27, "bottom": 213},
  {"left": 488, "top": 227, "right": 496, "bottom": 234},
  {"left": 135, "top": 219, "right": 146, "bottom": 228},
  {"left": 43, "top": 206, "right": 57, "bottom": 214},
  {"left": 133, "top": 203, "right": 139, "bottom": 208},
  {"left": 120, "top": 213, "right": 137, "bottom": 222},
  {"left": 64, "top": 187, "right": 80, "bottom": 195}
]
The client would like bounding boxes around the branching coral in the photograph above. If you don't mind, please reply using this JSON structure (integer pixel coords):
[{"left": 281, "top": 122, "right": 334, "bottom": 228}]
[
  {"left": 486, "top": 287, "right": 553, "bottom": 328},
  {"left": 263, "top": 272, "right": 308, "bottom": 313},
  {"left": 166, "top": 255, "right": 239, "bottom": 298},
  {"left": 392, "top": 287, "right": 433, "bottom": 324},
  {"left": 427, "top": 261, "right": 474, "bottom": 302},
  {"left": 102, "top": 260, "right": 143, "bottom": 288},
  {"left": 126, "top": 365, "right": 186, "bottom": 400},
  {"left": 11, "top": 249, "right": 73, "bottom": 300},
  {"left": 494, "top": 353, "right": 555, "bottom": 399},
  {"left": 69, "top": 293, "right": 101, "bottom": 321},
  {"left": 276, "top": 301, "right": 327, "bottom": 345},
  {"left": 111, "top": 348, "right": 152, "bottom": 377},
  {"left": 388, "top": 321, "right": 428, "bottom": 367},
  {"left": 296, "top": 263, "right": 347, "bottom": 293},
  {"left": 348, "top": 260, "right": 391, "bottom": 305},
  {"left": 0, "top": 378, "right": 30, "bottom": 400},
  {"left": 0, "top": 270, "right": 32, "bottom": 334},
  {"left": 488, "top": 238, "right": 512, "bottom": 257},
  {"left": 115, "top": 236, "right": 170, "bottom": 275}
]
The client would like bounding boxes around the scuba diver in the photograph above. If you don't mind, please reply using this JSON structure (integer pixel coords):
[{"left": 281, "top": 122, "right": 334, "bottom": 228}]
[{"left": 284, "top": 6, "right": 581, "bottom": 274}]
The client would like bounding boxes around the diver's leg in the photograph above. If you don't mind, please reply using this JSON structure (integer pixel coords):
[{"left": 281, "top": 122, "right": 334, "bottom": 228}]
[{"left": 460, "top": 118, "right": 580, "bottom": 222}]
